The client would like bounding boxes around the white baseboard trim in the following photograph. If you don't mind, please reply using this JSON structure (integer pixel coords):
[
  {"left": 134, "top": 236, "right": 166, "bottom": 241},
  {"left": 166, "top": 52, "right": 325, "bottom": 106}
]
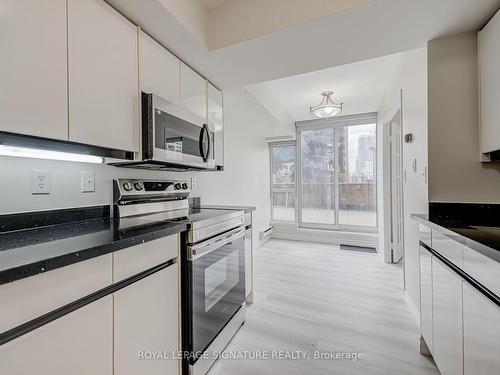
[
  {"left": 403, "top": 290, "right": 420, "bottom": 325},
  {"left": 271, "top": 223, "right": 378, "bottom": 249}
]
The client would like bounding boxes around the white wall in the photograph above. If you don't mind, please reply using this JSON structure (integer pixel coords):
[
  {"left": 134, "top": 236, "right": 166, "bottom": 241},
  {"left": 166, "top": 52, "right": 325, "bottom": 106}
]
[
  {"left": 196, "top": 88, "right": 293, "bottom": 244},
  {"left": 0, "top": 157, "right": 191, "bottom": 215},
  {"left": 428, "top": 32, "right": 500, "bottom": 203},
  {"left": 378, "top": 47, "right": 428, "bottom": 315},
  {"left": 0, "top": 88, "right": 288, "bottom": 248}
]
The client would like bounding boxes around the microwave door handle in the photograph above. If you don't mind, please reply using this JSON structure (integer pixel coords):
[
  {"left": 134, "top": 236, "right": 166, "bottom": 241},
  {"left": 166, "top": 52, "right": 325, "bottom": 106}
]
[
  {"left": 188, "top": 228, "right": 245, "bottom": 260},
  {"left": 205, "top": 124, "right": 211, "bottom": 162},
  {"left": 198, "top": 124, "right": 210, "bottom": 162}
]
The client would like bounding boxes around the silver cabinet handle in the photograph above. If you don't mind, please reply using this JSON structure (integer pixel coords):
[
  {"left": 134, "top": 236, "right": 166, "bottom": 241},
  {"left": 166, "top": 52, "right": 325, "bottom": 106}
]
[{"left": 188, "top": 227, "right": 245, "bottom": 260}]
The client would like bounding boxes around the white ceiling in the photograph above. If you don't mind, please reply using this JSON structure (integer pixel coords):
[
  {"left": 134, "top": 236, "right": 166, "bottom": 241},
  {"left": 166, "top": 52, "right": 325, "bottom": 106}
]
[
  {"left": 108, "top": 0, "right": 499, "bottom": 89},
  {"left": 253, "top": 53, "right": 402, "bottom": 121}
]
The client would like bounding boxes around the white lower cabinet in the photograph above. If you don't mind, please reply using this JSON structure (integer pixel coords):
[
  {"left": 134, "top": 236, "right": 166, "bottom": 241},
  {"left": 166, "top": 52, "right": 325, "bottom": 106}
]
[
  {"left": 463, "top": 282, "right": 500, "bottom": 374},
  {"left": 0, "top": 296, "right": 113, "bottom": 375},
  {"left": 114, "top": 263, "right": 179, "bottom": 375},
  {"left": 419, "top": 246, "right": 433, "bottom": 352},
  {"left": 432, "top": 258, "right": 463, "bottom": 375}
]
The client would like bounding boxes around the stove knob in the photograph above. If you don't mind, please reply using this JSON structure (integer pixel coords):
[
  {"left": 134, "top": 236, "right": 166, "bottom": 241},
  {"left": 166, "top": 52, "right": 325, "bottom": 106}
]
[
  {"left": 123, "top": 182, "right": 133, "bottom": 192},
  {"left": 134, "top": 182, "right": 143, "bottom": 191},
  {"left": 182, "top": 183, "right": 188, "bottom": 190},
  {"left": 174, "top": 183, "right": 182, "bottom": 190}
]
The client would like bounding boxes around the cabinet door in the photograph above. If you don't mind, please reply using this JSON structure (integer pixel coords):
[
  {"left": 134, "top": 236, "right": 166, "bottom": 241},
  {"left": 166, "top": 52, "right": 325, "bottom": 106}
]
[
  {"left": 0, "top": 0, "right": 67, "bottom": 140},
  {"left": 180, "top": 63, "right": 207, "bottom": 121},
  {"left": 432, "top": 258, "right": 463, "bottom": 375},
  {"left": 139, "top": 30, "right": 180, "bottom": 105},
  {"left": 0, "top": 296, "right": 113, "bottom": 375},
  {"left": 479, "top": 10, "right": 500, "bottom": 154},
  {"left": 419, "top": 246, "right": 433, "bottom": 353},
  {"left": 68, "top": 0, "right": 139, "bottom": 152},
  {"left": 208, "top": 83, "right": 224, "bottom": 168},
  {"left": 114, "top": 264, "right": 179, "bottom": 375},
  {"left": 463, "top": 282, "right": 500, "bottom": 374}
]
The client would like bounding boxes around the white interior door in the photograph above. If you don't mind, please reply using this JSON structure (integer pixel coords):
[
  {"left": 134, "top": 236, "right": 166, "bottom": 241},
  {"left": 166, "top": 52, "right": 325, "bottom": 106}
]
[{"left": 389, "top": 109, "right": 403, "bottom": 263}]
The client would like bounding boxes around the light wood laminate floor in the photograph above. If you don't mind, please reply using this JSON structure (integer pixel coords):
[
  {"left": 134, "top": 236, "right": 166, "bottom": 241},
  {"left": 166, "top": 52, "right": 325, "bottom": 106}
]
[{"left": 208, "top": 239, "right": 439, "bottom": 375}]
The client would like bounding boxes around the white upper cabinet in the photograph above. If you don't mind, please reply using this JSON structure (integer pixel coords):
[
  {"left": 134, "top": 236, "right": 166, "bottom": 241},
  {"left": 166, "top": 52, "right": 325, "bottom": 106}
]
[
  {"left": 0, "top": 0, "right": 68, "bottom": 140},
  {"left": 180, "top": 63, "right": 207, "bottom": 121},
  {"left": 208, "top": 83, "right": 224, "bottom": 167},
  {"left": 139, "top": 30, "right": 180, "bottom": 105},
  {"left": 67, "top": 0, "right": 139, "bottom": 152},
  {"left": 479, "top": 10, "right": 500, "bottom": 155}
]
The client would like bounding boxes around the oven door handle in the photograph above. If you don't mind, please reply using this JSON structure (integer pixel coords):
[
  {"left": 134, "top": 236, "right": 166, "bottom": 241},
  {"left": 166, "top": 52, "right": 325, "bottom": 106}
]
[{"left": 188, "top": 227, "right": 245, "bottom": 261}]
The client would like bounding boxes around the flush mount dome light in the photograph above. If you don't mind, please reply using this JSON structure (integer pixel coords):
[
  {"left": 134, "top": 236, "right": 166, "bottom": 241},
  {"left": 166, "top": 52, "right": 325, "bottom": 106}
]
[{"left": 310, "top": 91, "right": 343, "bottom": 118}]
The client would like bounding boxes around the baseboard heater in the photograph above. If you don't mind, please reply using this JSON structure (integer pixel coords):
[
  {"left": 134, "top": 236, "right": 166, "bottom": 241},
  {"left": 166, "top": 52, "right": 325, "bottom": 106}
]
[{"left": 259, "top": 226, "right": 273, "bottom": 242}]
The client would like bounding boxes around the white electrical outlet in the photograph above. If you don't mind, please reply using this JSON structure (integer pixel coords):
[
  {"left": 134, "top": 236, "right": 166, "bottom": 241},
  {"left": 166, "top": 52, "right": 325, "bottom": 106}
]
[
  {"left": 81, "top": 171, "right": 95, "bottom": 192},
  {"left": 32, "top": 170, "right": 50, "bottom": 194}
]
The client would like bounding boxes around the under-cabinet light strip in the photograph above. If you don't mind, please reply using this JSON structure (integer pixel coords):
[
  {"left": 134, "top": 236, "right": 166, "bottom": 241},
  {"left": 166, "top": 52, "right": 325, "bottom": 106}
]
[{"left": 0, "top": 145, "right": 104, "bottom": 164}]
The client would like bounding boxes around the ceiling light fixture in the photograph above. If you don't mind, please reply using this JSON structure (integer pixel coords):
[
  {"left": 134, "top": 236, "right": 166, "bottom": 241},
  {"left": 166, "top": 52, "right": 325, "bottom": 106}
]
[{"left": 310, "top": 91, "right": 343, "bottom": 118}]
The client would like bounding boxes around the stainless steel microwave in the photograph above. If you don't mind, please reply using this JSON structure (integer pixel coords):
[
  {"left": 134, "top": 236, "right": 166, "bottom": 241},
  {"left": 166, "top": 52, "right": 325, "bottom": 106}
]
[{"left": 112, "top": 93, "right": 223, "bottom": 171}]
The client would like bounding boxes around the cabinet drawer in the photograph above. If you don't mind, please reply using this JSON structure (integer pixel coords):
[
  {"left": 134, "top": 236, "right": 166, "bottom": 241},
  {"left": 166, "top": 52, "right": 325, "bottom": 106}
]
[
  {"left": 0, "top": 254, "right": 112, "bottom": 333},
  {"left": 431, "top": 231, "right": 463, "bottom": 268},
  {"left": 419, "top": 246, "right": 433, "bottom": 353},
  {"left": 462, "top": 246, "right": 500, "bottom": 296},
  {"left": 463, "top": 282, "right": 500, "bottom": 374},
  {"left": 114, "top": 263, "right": 179, "bottom": 375},
  {"left": 432, "top": 258, "right": 463, "bottom": 375},
  {"left": 0, "top": 295, "right": 113, "bottom": 375},
  {"left": 113, "top": 235, "right": 179, "bottom": 282}
]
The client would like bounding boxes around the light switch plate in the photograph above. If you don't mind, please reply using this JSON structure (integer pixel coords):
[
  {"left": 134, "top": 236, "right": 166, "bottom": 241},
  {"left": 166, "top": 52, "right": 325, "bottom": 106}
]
[
  {"left": 190, "top": 177, "right": 197, "bottom": 190},
  {"left": 32, "top": 170, "right": 50, "bottom": 194},
  {"left": 81, "top": 171, "right": 95, "bottom": 192}
]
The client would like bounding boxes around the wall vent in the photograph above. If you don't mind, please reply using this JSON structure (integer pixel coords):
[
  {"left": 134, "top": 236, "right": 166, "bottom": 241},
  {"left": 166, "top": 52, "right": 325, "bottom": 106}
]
[{"left": 259, "top": 226, "right": 273, "bottom": 242}]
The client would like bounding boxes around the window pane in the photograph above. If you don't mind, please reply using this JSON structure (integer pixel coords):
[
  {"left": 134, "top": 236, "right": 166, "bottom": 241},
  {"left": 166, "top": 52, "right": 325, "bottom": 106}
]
[
  {"left": 338, "top": 123, "right": 377, "bottom": 226},
  {"left": 300, "top": 129, "right": 335, "bottom": 225},
  {"left": 271, "top": 144, "right": 295, "bottom": 221}
]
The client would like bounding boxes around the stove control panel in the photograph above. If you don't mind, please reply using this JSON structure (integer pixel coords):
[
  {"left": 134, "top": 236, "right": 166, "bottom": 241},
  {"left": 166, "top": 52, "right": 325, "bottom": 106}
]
[{"left": 113, "top": 179, "right": 190, "bottom": 204}]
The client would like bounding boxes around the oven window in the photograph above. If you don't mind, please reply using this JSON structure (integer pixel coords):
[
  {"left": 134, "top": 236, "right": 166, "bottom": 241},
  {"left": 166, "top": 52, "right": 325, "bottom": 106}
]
[
  {"left": 189, "top": 235, "right": 246, "bottom": 356},
  {"left": 204, "top": 251, "right": 240, "bottom": 312}
]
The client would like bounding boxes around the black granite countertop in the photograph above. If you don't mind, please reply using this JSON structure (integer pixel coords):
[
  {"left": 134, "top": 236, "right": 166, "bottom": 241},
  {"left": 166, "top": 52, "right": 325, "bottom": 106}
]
[
  {"left": 411, "top": 213, "right": 500, "bottom": 264},
  {"left": 0, "top": 206, "right": 187, "bottom": 285}
]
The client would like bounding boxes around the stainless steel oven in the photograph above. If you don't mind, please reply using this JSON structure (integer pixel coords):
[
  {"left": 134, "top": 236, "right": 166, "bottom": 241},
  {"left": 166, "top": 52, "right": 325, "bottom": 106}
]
[{"left": 183, "top": 224, "right": 246, "bottom": 375}]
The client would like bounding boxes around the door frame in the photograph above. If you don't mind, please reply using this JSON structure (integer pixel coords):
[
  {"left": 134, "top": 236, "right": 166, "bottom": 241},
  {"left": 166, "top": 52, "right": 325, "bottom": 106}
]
[{"left": 382, "top": 91, "right": 405, "bottom": 266}]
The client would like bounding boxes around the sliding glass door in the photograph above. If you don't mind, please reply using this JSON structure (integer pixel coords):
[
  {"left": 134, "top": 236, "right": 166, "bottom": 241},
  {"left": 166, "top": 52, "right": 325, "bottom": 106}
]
[
  {"left": 299, "top": 128, "right": 336, "bottom": 227},
  {"left": 270, "top": 142, "right": 296, "bottom": 222},
  {"left": 338, "top": 123, "right": 377, "bottom": 227},
  {"left": 297, "top": 114, "right": 377, "bottom": 231}
]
